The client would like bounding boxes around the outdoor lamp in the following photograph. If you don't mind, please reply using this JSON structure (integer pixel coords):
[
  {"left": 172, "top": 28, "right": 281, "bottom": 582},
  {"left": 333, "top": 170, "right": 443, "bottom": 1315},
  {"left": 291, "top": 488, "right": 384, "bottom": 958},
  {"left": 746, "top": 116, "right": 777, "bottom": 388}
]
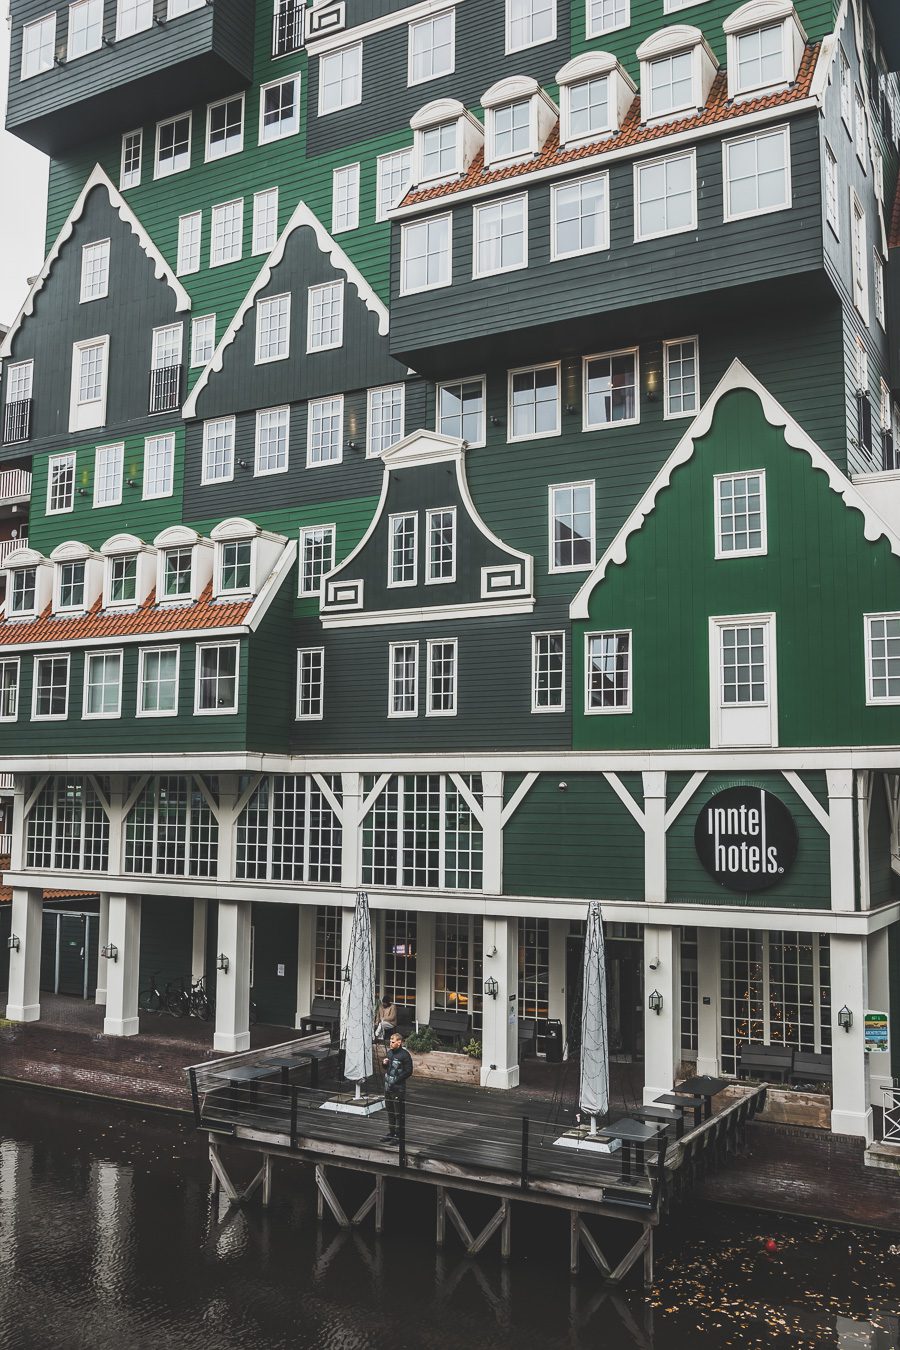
[
  {"left": 342, "top": 962, "right": 352, "bottom": 983},
  {"left": 484, "top": 976, "right": 499, "bottom": 1000},
  {"left": 838, "top": 1005, "right": 853, "bottom": 1033},
  {"left": 217, "top": 953, "right": 230, "bottom": 973},
  {"left": 7, "top": 934, "right": 19, "bottom": 952},
  {"left": 101, "top": 943, "right": 118, "bottom": 963},
  {"left": 648, "top": 989, "right": 663, "bottom": 1015}
]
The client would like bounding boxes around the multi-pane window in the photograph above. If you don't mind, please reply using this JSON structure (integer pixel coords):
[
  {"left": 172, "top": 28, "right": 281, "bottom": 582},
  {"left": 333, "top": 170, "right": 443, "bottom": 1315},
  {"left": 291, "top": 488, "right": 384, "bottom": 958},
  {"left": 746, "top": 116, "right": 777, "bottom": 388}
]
[
  {"left": 390, "top": 513, "right": 418, "bottom": 586},
  {"left": 307, "top": 281, "right": 344, "bottom": 351},
  {"left": 191, "top": 315, "right": 216, "bottom": 367},
  {"left": 839, "top": 46, "right": 852, "bottom": 127},
  {"left": 296, "top": 648, "right": 325, "bottom": 719},
  {"left": 491, "top": 100, "right": 532, "bottom": 160},
  {"left": 866, "top": 615, "right": 900, "bottom": 703},
  {"left": 255, "top": 406, "right": 289, "bottom": 474},
  {"left": 532, "top": 632, "right": 565, "bottom": 711},
  {"left": 427, "top": 508, "right": 455, "bottom": 583},
  {"left": 854, "top": 88, "right": 866, "bottom": 164},
  {"left": 319, "top": 44, "right": 363, "bottom": 115},
  {"left": 84, "top": 651, "right": 122, "bottom": 718},
  {"left": 26, "top": 778, "right": 109, "bottom": 872},
  {"left": 299, "top": 524, "right": 336, "bottom": 597},
  {"left": 206, "top": 95, "right": 243, "bottom": 160},
  {"left": 721, "top": 624, "right": 767, "bottom": 703},
  {"left": 421, "top": 124, "right": 458, "bottom": 180},
  {"left": 156, "top": 114, "right": 191, "bottom": 177},
  {"left": 724, "top": 127, "right": 790, "bottom": 220},
  {"left": 367, "top": 384, "right": 405, "bottom": 456},
  {"left": 48, "top": 452, "right": 76, "bottom": 513},
  {"left": 143, "top": 433, "right": 175, "bottom": 499},
  {"left": 474, "top": 196, "right": 528, "bottom": 276},
  {"left": 201, "top": 417, "right": 235, "bottom": 484},
  {"left": 80, "top": 240, "right": 110, "bottom": 302},
  {"left": 438, "top": 378, "right": 485, "bottom": 445},
  {"left": 389, "top": 642, "right": 419, "bottom": 716},
  {"left": 664, "top": 337, "right": 699, "bottom": 418},
  {"left": 120, "top": 129, "right": 142, "bottom": 189},
  {"left": 716, "top": 472, "right": 766, "bottom": 556},
  {"left": 588, "top": 0, "right": 628, "bottom": 37},
  {"left": 168, "top": 0, "right": 206, "bottom": 14},
  {"left": 139, "top": 648, "right": 179, "bottom": 714},
  {"left": 734, "top": 24, "right": 785, "bottom": 94},
  {"left": 21, "top": 13, "right": 56, "bottom": 79},
  {"left": 151, "top": 323, "right": 183, "bottom": 374},
  {"left": 71, "top": 337, "right": 108, "bottom": 429},
  {"left": 252, "top": 188, "right": 279, "bottom": 254},
  {"left": 409, "top": 11, "right": 455, "bottom": 82},
  {"left": 117, "top": 0, "right": 152, "bottom": 39},
  {"left": 94, "top": 441, "right": 124, "bottom": 507},
  {"left": 33, "top": 655, "right": 70, "bottom": 719},
  {"left": 57, "top": 560, "right": 85, "bottom": 611},
  {"left": 427, "top": 639, "right": 457, "bottom": 715},
  {"left": 124, "top": 775, "right": 218, "bottom": 878},
  {"left": 506, "top": 0, "right": 555, "bottom": 51},
  {"left": 332, "top": 164, "right": 360, "bottom": 233},
  {"left": 211, "top": 199, "right": 243, "bottom": 266},
  {"left": 0, "top": 660, "right": 19, "bottom": 720},
  {"left": 68, "top": 0, "right": 103, "bottom": 59},
  {"left": 177, "top": 212, "right": 202, "bottom": 275},
  {"left": 380, "top": 911, "right": 418, "bottom": 1008},
  {"left": 108, "top": 554, "right": 137, "bottom": 604},
  {"left": 566, "top": 77, "right": 611, "bottom": 142},
  {"left": 314, "top": 907, "right": 342, "bottom": 997},
  {"left": 400, "top": 216, "right": 452, "bottom": 292},
  {"left": 586, "top": 631, "right": 631, "bottom": 712},
  {"left": 720, "top": 930, "right": 831, "bottom": 1078},
  {"left": 236, "top": 778, "right": 342, "bottom": 883},
  {"left": 377, "top": 148, "right": 414, "bottom": 220},
  {"left": 518, "top": 917, "right": 550, "bottom": 1023},
  {"left": 10, "top": 568, "right": 37, "bottom": 615},
  {"left": 584, "top": 349, "right": 638, "bottom": 428},
  {"left": 196, "top": 643, "right": 238, "bottom": 713},
  {"left": 162, "top": 548, "right": 192, "bottom": 599},
  {"left": 307, "top": 396, "right": 344, "bottom": 466},
  {"left": 552, "top": 173, "right": 609, "bottom": 258},
  {"left": 362, "top": 775, "right": 483, "bottom": 892},
  {"left": 635, "top": 151, "right": 696, "bottom": 239},
  {"left": 874, "top": 250, "right": 886, "bottom": 327},
  {"left": 260, "top": 74, "right": 301, "bottom": 142},
  {"left": 550, "top": 481, "right": 594, "bottom": 571},
  {"left": 256, "top": 293, "right": 291, "bottom": 363},
  {"left": 647, "top": 52, "right": 694, "bottom": 118},
  {"left": 7, "top": 360, "right": 34, "bottom": 408},
  {"left": 219, "top": 541, "right": 252, "bottom": 594},
  {"left": 824, "top": 142, "right": 839, "bottom": 235},
  {"left": 509, "top": 364, "right": 560, "bottom": 440},
  {"left": 851, "top": 195, "right": 868, "bottom": 319}
]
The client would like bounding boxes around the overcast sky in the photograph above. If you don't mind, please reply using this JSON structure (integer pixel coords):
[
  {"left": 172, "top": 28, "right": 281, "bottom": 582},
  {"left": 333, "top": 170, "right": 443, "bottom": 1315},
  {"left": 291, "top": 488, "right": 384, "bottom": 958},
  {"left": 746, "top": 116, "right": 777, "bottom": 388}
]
[{"left": 0, "top": 16, "right": 49, "bottom": 329}]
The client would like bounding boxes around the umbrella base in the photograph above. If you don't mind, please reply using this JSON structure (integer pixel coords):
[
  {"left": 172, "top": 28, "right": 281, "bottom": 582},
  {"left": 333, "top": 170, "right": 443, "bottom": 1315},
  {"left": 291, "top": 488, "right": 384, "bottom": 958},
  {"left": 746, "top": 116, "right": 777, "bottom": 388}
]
[
  {"left": 554, "top": 1127, "right": 621, "bottom": 1154},
  {"left": 320, "top": 1093, "right": 385, "bottom": 1117}
]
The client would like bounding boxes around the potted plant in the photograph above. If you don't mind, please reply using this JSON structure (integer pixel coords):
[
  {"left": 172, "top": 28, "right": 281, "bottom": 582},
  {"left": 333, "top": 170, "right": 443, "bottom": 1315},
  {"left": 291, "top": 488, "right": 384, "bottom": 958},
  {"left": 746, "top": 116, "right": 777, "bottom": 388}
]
[{"left": 405, "top": 1026, "right": 482, "bottom": 1084}]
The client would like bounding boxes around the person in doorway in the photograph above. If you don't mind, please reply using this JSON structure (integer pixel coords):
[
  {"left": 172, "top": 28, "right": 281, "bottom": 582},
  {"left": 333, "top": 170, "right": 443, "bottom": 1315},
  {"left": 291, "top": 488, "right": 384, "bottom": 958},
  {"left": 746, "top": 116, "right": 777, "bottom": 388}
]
[
  {"left": 381, "top": 1029, "right": 413, "bottom": 1145},
  {"left": 375, "top": 989, "right": 398, "bottom": 1042}
]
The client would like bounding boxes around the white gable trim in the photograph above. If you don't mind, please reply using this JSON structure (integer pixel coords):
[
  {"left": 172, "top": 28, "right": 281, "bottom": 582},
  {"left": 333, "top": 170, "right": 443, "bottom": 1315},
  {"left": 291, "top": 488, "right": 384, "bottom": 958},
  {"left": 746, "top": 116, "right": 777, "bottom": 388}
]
[
  {"left": 0, "top": 164, "right": 190, "bottom": 360},
  {"left": 569, "top": 359, "right": 900, "bottom": 620},
  {"left": 183, "top": 200, "right": 390, "bottom": 419}
]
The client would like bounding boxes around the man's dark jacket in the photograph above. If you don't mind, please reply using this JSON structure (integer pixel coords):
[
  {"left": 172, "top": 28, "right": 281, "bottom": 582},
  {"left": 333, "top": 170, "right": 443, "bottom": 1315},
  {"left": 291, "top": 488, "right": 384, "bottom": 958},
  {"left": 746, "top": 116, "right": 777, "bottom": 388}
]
[{"left": 384, "top": 1046, "right": 413, "bottom": 1094}]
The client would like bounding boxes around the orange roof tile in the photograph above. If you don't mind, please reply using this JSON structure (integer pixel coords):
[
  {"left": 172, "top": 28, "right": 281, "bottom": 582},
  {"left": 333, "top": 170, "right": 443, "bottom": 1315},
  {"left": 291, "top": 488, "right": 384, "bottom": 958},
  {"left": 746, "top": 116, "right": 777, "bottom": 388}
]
[
  {"left": 401, "top": 46, "right": 820, "bottom": 209},
  {"left": 0, "top": 583, "right": 252, "bottom": 648},
  {"left": 0, "top": 886, "right": 97, "bottom": 904}
]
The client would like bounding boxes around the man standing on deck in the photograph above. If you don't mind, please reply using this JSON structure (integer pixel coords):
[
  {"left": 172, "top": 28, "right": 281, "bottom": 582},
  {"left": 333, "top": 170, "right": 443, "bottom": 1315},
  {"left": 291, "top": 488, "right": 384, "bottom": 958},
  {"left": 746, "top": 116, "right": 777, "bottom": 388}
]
[{"left": 381, "top": 1029, "right": 413, "bottom": 1146}]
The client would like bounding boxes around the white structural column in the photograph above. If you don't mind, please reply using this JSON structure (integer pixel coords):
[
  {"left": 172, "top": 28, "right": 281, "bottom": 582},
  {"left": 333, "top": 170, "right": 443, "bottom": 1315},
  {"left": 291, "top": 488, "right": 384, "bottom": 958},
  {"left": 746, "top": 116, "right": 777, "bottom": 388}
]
[
  {"left": 338, "top": 905, "right": 355, "bottom": 1041},
  {"left": 642, "top": 925, "right": 680, "bottom": 1105},
  {"left": 547, "top": 918, "right": 568, "bottom": 1039},
  {"left": 480, "top": 772, "right": 504, "bottom": 894},
  {"left": 5, "top": 887, "right": 43, "bottom": 1022},
  {"left": 826, "top": 770, "right": 856, "bottom": 912},
  {"left": 103, "top": 894, "right": 142, "bottom": 1037},
  {"left": 340, "top": 772, "right": 363, "bottom": 888},
  {"left": 295, "top": 905, "right": 316, "bottom": 1028},
  {"left": 414, "top": 910, "right": 435, "bottom": 1028},
  {"left": 829, "top": 934, "right": 873, "bottom": 1141},
  {"left": 480, "top": 916, "right": 519, "bottom": 1089},
  {"left": 191, "top": 899, "right": 208, "bottom": 984},
  {"left": 642, "top": 771, "right": 667, "bottom": 903},
  {"left": 695, "top": 927, "right": 721, "bottom": 1077},
  {"left": 213, "top": 900, "right": 252, "bottom": 1053},
  {"left": 867, "top": 928, "right": 893, "bottom": 1105},
  {"left": 94, "top": 893, "right": 111, "bottom": 1007}
]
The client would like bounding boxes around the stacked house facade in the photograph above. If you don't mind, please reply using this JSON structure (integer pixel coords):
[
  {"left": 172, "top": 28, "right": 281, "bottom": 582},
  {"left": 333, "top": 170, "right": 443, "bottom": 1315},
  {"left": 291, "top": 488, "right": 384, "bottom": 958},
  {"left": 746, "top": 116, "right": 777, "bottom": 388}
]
[{"left": 0, "top": 0, "right": 899, "bottom": 1141}]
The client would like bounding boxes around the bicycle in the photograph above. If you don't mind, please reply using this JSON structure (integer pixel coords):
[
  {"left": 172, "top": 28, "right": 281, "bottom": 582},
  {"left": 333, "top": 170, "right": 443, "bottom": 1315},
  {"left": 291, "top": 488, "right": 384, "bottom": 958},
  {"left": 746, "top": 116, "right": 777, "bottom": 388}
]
[
  {"left": 163, "top": 977, "right": 190, "bottom": 1017},
  {"left": 188, "top": 977, "right": 214, "bottom": 1021},
  {"left": 138, "top": 971, "right": 165, "bottom": 1013}
]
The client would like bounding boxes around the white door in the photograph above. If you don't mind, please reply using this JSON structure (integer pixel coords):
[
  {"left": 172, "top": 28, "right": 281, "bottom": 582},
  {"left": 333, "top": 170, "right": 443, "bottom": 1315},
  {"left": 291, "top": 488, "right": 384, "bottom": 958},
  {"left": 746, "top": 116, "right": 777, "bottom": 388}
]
[{"left": 710, "top": 615, "right": 777, "bottom": 748}]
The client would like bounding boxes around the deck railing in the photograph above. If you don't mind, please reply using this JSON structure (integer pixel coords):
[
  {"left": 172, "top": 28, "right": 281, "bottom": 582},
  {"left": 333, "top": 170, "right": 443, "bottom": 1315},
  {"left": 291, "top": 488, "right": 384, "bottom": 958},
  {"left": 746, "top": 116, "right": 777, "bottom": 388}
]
[
  {"left": 0, "top": 833, "right": 11, "bottom": 855},
  {"left": 0, "top": 537, "right": 27, "bottom": 565},
  {"left": 149, "top": 364, "right": 182, "bottom": 415},
  {"left": 882, "top": 1088, "right": 900, "bottom": 1146},
  {"left": 0, "top": 773, "right": 13, "bottom": 791},
  {"left": 0, "top": 469, "right": 31, "bottom": 503}
]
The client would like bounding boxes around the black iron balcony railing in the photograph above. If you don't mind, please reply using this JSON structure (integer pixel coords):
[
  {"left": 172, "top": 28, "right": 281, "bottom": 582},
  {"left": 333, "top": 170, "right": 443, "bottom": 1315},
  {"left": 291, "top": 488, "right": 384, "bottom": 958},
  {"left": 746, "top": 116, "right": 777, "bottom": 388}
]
[
  {"left": 2, "top": 399, "right": 32, "bottom": 445},
  {"left": 272, "top": 0, "right": 304, "bottom": 57},
  {"left": 149, "top": 365, "right": 183, "bottom": 415}
]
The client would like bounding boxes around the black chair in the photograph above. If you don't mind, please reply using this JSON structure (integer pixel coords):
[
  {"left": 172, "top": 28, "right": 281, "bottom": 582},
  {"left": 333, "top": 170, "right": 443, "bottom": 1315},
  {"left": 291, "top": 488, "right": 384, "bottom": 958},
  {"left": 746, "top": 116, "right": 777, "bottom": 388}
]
[
  {"left": 737, "top": 1041, "right": 794, "bottom": 1083},
  {"left": 789, "top": 1051, "right": 832, "bottom": 1086},
  {"left": 428, "top": 1008, "right": 470, "bottom": 1048},
  {"left": 299, "top": 997, "right": 341, "bottom": 1044},
  {"left": 518, "top": 1018, "right": 537, "bottom": 1062}
]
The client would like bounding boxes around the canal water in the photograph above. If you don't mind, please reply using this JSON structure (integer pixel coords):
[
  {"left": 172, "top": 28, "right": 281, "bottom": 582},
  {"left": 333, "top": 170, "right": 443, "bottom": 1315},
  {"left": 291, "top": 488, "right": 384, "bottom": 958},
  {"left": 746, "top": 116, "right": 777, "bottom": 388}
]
[{"left": 0, "top": 1085, "right": 898, "bottom": 1350}]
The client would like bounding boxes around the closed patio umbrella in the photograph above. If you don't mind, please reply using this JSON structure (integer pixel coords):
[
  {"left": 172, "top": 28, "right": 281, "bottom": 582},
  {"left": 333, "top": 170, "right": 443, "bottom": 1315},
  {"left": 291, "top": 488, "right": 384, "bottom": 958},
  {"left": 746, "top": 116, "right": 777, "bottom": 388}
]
[{"left": 579, "top": 900, "right": 610, "bottom": 1135}]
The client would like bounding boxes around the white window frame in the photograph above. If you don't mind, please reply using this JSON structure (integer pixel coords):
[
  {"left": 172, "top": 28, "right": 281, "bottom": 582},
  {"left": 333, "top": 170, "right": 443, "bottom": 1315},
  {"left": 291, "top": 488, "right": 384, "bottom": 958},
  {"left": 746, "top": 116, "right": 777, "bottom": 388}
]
[
  {"left": 318, "top": 42, "right": 363, "bottom": 117},
  {"left": 21, "top": 12, "right": 56, "bottom": 80},
  {"left": 426, "top": 638, "right": 458, "bottom": 716},
  {"left": 824, "top": 140, "right": 839, "bottom": 238},
  {"left": 731, "top": 21, "right": 788, "bottom": 99},
  {"left": 426, "top": 507, "right": 457, "bottom": 585},
  {"left": 851, "top": 189, "right": 869, "bottom": 324},
  {"left": 67, "top": 0, "right": 103, "bottom": 61},
  {"left": 32, "top": 654, "right": 70, "bottom": 722},
  {"left": 194, "top": 640, "right": 240, "bottom": 716},
  {"left": 8, "top": 568, "right": 38, "bottom": 618},
  {"left": 633, "top": 149, "right": 697, "bottom": 242},
  {"left": 190, "top": 314, "right": 216, "bottom": 368},
  {"left": 400, "top": 215, "right": 452, "bottom": 295},
  {"left": 550, "top": 171, "right": 610, "bottom": 260},
  {"left": 177, "top": 211, "right": 202, "bottom": 276},
  {"left": 116, "top": 0, "right": 153, "bottom": 41},
  {"left": 47, "top": 451, "right": 76, "bottom": 515},
  {"left": 531, "top": 631, "right": 566, "bottom": 713},
  {"left": 0, "top": 658, "right": 20, "bottom": 722},
  {"left": 388, "top": 512, "right": 419, "bottom": 589},
  {"left": 307, "top": 280, "right": 344, "bottom": 352},
  {"left": 663, "top": 335, "right": 700, "bottom": 420},
  {"left": 839, "top": 45, "right": 852, "bottom": 130},
  {"left": 105, "top": 552, "right": 139, "bottom": 608},
  {"left": 154, "top": 112, "right": 192, "bottom": 179},
  {"left": 298, "top": 524, "right": 336, "bottom": 598},
  {"left": 864, "top": 613, "right": 900, "bottom": 706},
  {"left": 255, "top": 292, "right": 292, "bottom": 364},
  {"left": 296, "top": 647, "right": 326, "bottom": 721},
  {"left": 388, "top": 641, "right": 419, "bottom": 718},
  {"left": 137, "top": 645, "right": 180, "bottom": 718},
  {"left": 93, "top": 441, "right": 124, "bottom": 508},
  {"left": 644, "top": 49, "right": 697, "bottom": 122},
  {"left": 201, "top": 416, "right": 236, "bottom": 485},
  {"left": 120, "top": 129, "right": 142, "bottom": 189},
  {"left": 874, "top": 249, "right": 886, "bottom": 329},
  {"left": 508, "top": 361, "right": 561, "bottom": 443},
  {"left": 259, "top": 72, "right": 302, "bottom": 143},
  {"left": 254, "top": 405, "right": 290, "bottom": 477},
  {"left": 143, "top": 433, "right": 175, "bottom": 500},
  {"left": 210, "top": 198, "right": 244, "bottom": 267},
  {"left": 584, "top": 629, "right": 632, "bottom": 715},
  {"left": 83, "top": 649, "right": 123, "bottom": 720},
  {"left": 714, "top": 470, "right": 767, "bottom": 559},
  {"left": 472, "top": 194, "right": 529, "bottom": 278},
  {"left": 723, "top": 125, "right": 792, "bottom": 223},
  {"left": 306, "top": 396, "right": 344, "bottom": 468},
  {"left": 6, "top": 359, "right": 34, "bottom": 407},
  {"left": 586, "top": 0, "right": 629, "bottom": 40},
  {"left": 408, "top": 9, "right": 456, "bottom": 85},
  {"left": 55, "top": 559, "right": 87, "bottom": 614},
  {"left": 376, "top": 148, "right": 414, "bottom": 222},
  {"left": 252, "top": 188, "right": 279, "bottom": 255},
  {"left": 80, "top": 239, "right": 110, "bottom": 303},
  {"left": 854, "top": 86, "right": 867, "bottom": 167},
  {"left": 205, "top": 93, "right": 245, "bottom": 163},
  {"left": 366, "top": 384, "right": 406, "bottom": 457},
  {"left": 548, "top": 480, "right": 595, "bottom": 574},
  {"left": 332, "top": 163, "right": 361, "bottom": 233},
  {"left": 69, "top": 335, "right": 110, "bottom": 433},
  {"left": 216, "top": 538, "right": 255, "bottom": 598},
  {"left": 436, "top": 375, "right": 487, "bottom": 447},
  {"left": 582, "top": 347, "right": 639, "bottom": 431},
  {"left": 505, "top": 0, "right": 556, "bottom": 54},
  {"left": 709, "top": 612, "right": 778, "bottom": 748}
]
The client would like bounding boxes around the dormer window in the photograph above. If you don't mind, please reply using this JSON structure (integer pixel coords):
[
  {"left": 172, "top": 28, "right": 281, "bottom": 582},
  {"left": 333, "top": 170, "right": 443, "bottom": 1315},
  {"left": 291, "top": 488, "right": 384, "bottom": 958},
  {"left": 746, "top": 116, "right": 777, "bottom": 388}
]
[
  {"left": 724, "top": 1, "right": 806, "bottom": 101},
  {"left": 51, "top": 542, "right": 103, "bottom": 615},
  {"left": 556, "top": 53, "right": 636, "bottom": 148},
  {"left": 482, "top": 77, "right": 558, "bottom": 168},
  {"left": 219, "top": 541, "right": 252, "bottom": 595},
  {"left": 162, "top": 548, "right": 192, "bottom": 600},
  {"left": 109, "top": 554, "right": 138, "bottom": 604},
  {"left": 209, "top": 518, "right": 286, "bottom": 602},
  {"left": 102, "top": 533, "right": 156, "bottom": 609},
  {"left": 5, "top": 549, "right": 53, "bottom": 618},
  {"left": 422, "top": 123, "right": 458, "bottom": 180},
  {"left": 411, "top": 99, "right": 484, "bottom": 188},
  {"left": 10, "top": 567, "right": 36, "bottom": 616},
  {"left": 636, "top": 27, "right": 718, "bottom": 125},
  {"left": 57, "top": 560, "right": 86, "bottom": 612}
]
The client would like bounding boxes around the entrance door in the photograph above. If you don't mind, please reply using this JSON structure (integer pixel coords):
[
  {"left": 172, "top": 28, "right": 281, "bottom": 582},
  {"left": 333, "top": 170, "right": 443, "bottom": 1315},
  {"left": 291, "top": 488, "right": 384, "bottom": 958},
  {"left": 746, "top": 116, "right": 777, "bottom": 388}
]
[
  {"left": 57, "top": 915, "right": 88, "bottom": 996},
  {"left": 565, "top": 933, "right": 644, "bottom": 1060}
]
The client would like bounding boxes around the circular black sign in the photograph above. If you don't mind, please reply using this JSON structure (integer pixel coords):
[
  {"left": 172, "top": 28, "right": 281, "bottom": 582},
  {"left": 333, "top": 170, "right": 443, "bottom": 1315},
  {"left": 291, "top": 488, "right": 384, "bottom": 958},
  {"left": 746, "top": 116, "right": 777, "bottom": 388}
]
[{"left": 694, "top": 787, "right": 798, "bottom": 893}]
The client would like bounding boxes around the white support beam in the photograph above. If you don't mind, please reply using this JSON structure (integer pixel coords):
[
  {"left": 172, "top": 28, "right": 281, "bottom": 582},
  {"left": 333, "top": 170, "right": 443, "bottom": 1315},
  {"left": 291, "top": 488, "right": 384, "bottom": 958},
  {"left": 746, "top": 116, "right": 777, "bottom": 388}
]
[
  {"left": 10, "top": 780, "right": 26, "bottom": 873},
  {"left": 448, "top": 772, "right": 485, "bottom": 827},
  {"left": 642, "top": 925, "right": 679, "bottom": 1104},
  {"left": 95, "top": 893, "right": 110, "bottom": 1007},
  {"left": 5, "top": 887, "right": 43, "bottom": 1022},
  {"left": 481, "top": 772, "right": 504, "bottom": 895},
  {"left": 856, "top": 771, "right": 872, "bottom": 911},
  {"left": 339, "top": 772, "right": 363, "bottom": 889},
  {"left": 213, "top": 900, "right": 252, "bottom": 1053},
  {"left": 480, "top": 915, "right": 519, "bottom": 1089},
  {"left": 296, "top": 904, "right": 316, "bottom": 1027},
  {"left": 826, "top": 770, "right": 856, "bottom": 913},
  {"left": 191, "top": 898, "right": 208, "bottom": 984},
  {"left": 603, "top": 773, "right": 646, "bottom": 830},
  {"left": 415, "top": 909, "right": 435, "bottom": 1028},
  {"left": 103, "top": 894, "right": 142, "bottom": 1037},
  {"left": 216, "top": 779, "right": 238, "bottom": 884},
  {"left": 867, "top": 927, "right": 893, "bottom": 1106},
  {"left": 642, "top": 771, "right": 666, "bottom": 904},
  {"left": 499, "top": 771, "right": 537, "bottom": 827},
  {"left": 106, "top": 778, "right": 125, "bottom": 876},
  {"left": 663, "top": 772, "right": 707, "bottom": 831},
  {"left": 695, "top": 927, "right": 721, "bottom": 1077},
  {"left": 782, "top": 770, "right": 832, "bottom": 834},
  {"left": 829, "top": 934, "right": 873, "bottom": 1141}
]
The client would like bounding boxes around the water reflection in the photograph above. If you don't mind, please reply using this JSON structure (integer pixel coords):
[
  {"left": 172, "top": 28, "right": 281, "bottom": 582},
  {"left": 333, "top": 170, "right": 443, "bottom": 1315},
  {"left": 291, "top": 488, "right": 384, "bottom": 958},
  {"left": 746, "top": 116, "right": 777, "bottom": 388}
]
[{"left": 0, "top": 1085, "right": 897, "bottom": 1350}]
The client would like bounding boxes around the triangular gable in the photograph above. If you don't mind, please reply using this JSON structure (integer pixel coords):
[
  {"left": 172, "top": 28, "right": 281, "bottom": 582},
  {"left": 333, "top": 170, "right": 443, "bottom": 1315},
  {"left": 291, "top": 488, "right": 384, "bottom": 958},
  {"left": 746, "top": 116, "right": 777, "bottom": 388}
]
[
  {"left": 570, "top": 359, "right": 900, "bottom": 619},
  {"left": 182, "top": 200, "right": 390, "bottom": 419},
  {"left": 0, "top": 164, "right": 190, "bottom": 361}
]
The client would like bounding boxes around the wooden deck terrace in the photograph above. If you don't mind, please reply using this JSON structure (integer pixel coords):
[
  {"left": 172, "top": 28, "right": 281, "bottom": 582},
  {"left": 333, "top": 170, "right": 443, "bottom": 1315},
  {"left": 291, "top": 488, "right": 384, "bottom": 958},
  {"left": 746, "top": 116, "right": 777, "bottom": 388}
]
[{"left": 185, "top": 1035, "right": 767, "bottom": 1287}]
